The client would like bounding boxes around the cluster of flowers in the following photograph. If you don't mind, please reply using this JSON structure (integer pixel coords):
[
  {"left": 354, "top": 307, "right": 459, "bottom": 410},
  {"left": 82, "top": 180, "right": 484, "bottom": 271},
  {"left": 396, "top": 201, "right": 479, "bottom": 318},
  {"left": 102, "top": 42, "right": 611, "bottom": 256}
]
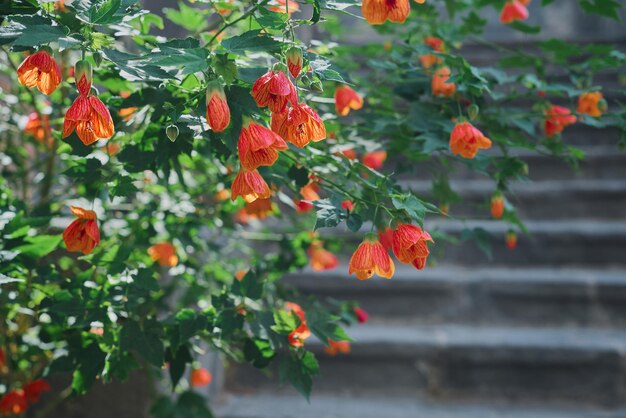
[{"left": 0, "top": 349, "right": 51, "bottom": 416}]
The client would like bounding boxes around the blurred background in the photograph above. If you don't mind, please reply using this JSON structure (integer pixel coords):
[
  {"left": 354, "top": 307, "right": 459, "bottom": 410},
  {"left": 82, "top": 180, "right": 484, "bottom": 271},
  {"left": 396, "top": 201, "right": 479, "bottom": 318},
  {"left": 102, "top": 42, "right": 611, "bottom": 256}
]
[{"left": 39, "top": 1, "right": 626, "bottom": 417}]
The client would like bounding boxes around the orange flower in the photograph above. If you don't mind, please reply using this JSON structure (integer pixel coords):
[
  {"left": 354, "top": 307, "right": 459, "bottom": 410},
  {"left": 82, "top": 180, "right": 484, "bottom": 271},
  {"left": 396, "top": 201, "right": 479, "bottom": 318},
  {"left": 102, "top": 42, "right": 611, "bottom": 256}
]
[
  {"left": 354, "top": 307, "right": 369, "bottom": 323},
  {"left": 391, "top": 224, "right": 433, "bottom": 270},
  {"left": 231, "top": 169, "right": 271, "bottom": 203},
  {"left": 286, "top": 302, "right": 311, "bottom": 347},
  {"left": 239, "top": 120, "right": 288, "bottom": 169},
  {"left": 362, "top": 0, "right": 410, "bottom": 25},
  {"left": 490, "top": 193, "right": 504, "bottom": 219},
  {"left": 190, "top": 368, "right": 212, "bottom": 387},
  {"left": 63, "top": 206, "right": 100, "bottom": 255},
  {"left": 362, "top": 150, "right": 387, "bottom": 170},
  {"left": 148, "top": 242, "right": 178, "bottom": 267},
  {"left": 235, "top": 198, "right": 276, "bottom": 223},
  {"left": 500, "top": 1, "right": 529, "bottom": 24},
  {"left": 118, "top": 107, "right": 137, "bottom": 121},
  {"left": 341, "top": 200, "right": 354, "bottom": 211},
  {"left": 286, "top": 47, "right": 303, "bottom": 78},
  {"left": 271, "top": 102, "right": 326, "bottom": 147},
  {"left": 419, "top": 37, "right": 444, "bottom": 69},
  {"left": 23, "top": 379, "right": 51, "bottom": 403},
  {"left": 449, "top": 122, "right": 492, "bottom": 159},
  {"left": 324, "top": 339, "right": 351, "bottom": 356},
  {"left": 307, "top": 241, "right": 339, "bottom": 271},
  {"left": 378, "top": 227, "right": 393, "bottom": 251},
  {"left": 348, "top": 238, "right": 395, "bottom": 280},
  {"left": 252, "top": 68, "right": 297, "bottom": 113},
  {"left": 24, "top": 112, "right": 52, "bottom": 144},
  {"left": 577, "top": 92, "right": 606, "bottom": 117},
  {"left": 294, "top": 181, "right": 320, "bottom": 213},
  {"left": 544, "top": 105, "right": 576, "bottom": 137},
  {"left": 268, "top": 0, "right": 300, "bottom": 16},
  {"left": 17, "top": 49, "right": 62, "bottom": 95},
  {"left": 63, "top": 94, "right": 115, "bottom": 146},
  {"left": 0, "top": 390, "right": 27, "bottom": 416},
  {"left": 341, "top": 148, "right": 358, "bottom": 160},
  {"left": 214, "top": 187, "right": 230, "bottom": 202},
  {"left": 334, "top": 85, "right": 363, "bottom": 116},
  {"left": 431, "top": 66, "right": 456, "bottom": 97},
  {"left": 235, "top": 270, "right": 247, "bottom": 281},
  {"left": 105, "top": 142, "right": 121, "bottom": 156},
  {"left": 505, "top": 230, "right": 517, "bottom": 250},
  {"left": 206, "top": 80, "right": 231, "bottom": 132}
]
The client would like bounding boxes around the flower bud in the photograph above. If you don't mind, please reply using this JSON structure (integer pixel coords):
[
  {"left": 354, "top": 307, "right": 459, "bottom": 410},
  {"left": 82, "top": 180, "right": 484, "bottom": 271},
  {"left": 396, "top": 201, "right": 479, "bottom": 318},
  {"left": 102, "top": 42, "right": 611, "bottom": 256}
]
[
  {"left": 286, "top": 46, "right": 303, "bottom": 78},
  {"left": 74, "top": 59, "right": 93, "bottom": 96},
  {"left": 93, "top": 51, "right": 103, "bottom": 67},
  {"left": 310, "top": 79, "right": 324, "bottom": 93},
  {"left": 468, "top": 104, "right": 479, "bottom": 120},
  {"left": 166, "top": 124, "right": 179, "bottom": 142},
  {"left": 505, "top": 230, "right": 517, "bottom": 250}
]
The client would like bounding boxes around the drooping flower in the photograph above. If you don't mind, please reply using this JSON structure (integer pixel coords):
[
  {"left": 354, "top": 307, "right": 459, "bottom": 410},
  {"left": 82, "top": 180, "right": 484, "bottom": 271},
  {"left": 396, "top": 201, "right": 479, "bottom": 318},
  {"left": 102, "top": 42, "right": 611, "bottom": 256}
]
[
  {"left": 235, "top": 198, "right": 276, "bottom": 223},
  {"left": 544, "top": 105, "right": 576, "bottom": 137},
  {"left": 490, "top": 193, "right": 505, "bottom": 219},
  {"left": 63, "top": 94, "right": 115, "bottom": 146},
  {"left": 286, "top": 302, "right": 311, "bottom": 347},
  {"left": 391, "top": 224, "right": 433, "bottom": 270},
  {"left": 24, "top": 112, "right": 52, "bottom": 144},
  {"left": 0, "top": 390, "right": 27, "bottom": 416},
  {"left": 449, "top": 122, "right": 492, "bottom": 159},
  {"left": 505, "top": 230, "right": 517, "bottom": 250},
  {"left": 23, "top": 379, "right": 51, "bottom": 403},
  {"left": 148, "top": 242, "right": 178, "bottom": 267},
  {"left": 271, "top": 102, "right": 326, "bottom": 148},
  {"left": 378, "top": 227, "right": 393, "bottom": 251},
  {"left": 324, "top": 339, "right": 351, "bottom": 356},
  {"left": 354, "top": 307, "right": 369, "bottom": 324},
  {"left": 362, "top": 150, "right": 387, "bottom": 170},
  {"left": 63, "top": 206, "right": 100, "bottom": 254},
  {"left": 361, "top": 0, "right": 410, "bottom": 25},
  {"left": 231, "top": 169, "right": 271, "bottom": 203},
  {"left": 17, "top": 48, "right": 62, "bottom": 95},
  {"left": 286, "top": 47, "right": 303, "bottom": 78},
  {"left": 431, "top": 66, "right": 456, "bottom": 98},
  {"left": 348, "top": 237, "right": 395, "bottom": 280},
  {"left": 577, "top": 92, "right": 606, "bottom": 117},
  {"left": 239, "top": 120, "right": 288, "bottom": 169},
  {"left": 190, "top": 368, "right": 212, "bottom": 387},
  {"left": 74, "top": 59, "right": 93, "bottom": 97},
  {"left": 206, "top": 80, "right": 231, "bottom": 132},
  {"left": 500, "top": 0, "right": 529, "bottom": 24},
  {"left": 307, "top": 241, "right": 339, "bottom": 271},
  {"left": 334, "top": 85, "right": 363, "bottom": 116},
  {"left": 341, "top": 200, "right": 354, "bottom": 211},
  {"left": 341, "top": 148, "right": 358, "bottom": 160},
  {"left": 268, "top": 0, "right": 300, "bottom": 16},
  {"left": 419, "top": 37, "right": 444, "bottom": 69},
  {"left": 252, "top": 68, "right": 297, "bottom": 113},
  {"left": 294, "top": 181, "right": 320, "bottom": 213}
]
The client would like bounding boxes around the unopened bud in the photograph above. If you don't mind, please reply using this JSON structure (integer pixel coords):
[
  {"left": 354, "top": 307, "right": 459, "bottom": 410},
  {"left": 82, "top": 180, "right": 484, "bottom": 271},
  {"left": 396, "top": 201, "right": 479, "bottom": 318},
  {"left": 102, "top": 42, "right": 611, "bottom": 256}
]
[
  {"left": 74, "top": 59, "right": 93, "bottom": 96},
  {"left": 468, "top": 104, "right": 479, "bottom": 120},
  {"left": 166, "top": 125, "right": 179, "bottom": 142}
]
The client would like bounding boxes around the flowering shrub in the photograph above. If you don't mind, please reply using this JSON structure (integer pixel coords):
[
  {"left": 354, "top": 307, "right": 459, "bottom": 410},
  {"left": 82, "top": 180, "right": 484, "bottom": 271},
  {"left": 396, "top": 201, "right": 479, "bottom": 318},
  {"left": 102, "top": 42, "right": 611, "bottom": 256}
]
[{"left": 0, "top": 0, "right": 625, "bottom": 415}]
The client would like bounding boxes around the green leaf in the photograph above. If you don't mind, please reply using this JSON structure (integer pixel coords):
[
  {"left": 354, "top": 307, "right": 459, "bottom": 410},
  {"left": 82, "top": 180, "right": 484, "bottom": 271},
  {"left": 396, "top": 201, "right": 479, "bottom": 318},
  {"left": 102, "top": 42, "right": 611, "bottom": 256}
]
[
  {"left": 0, "top": 273, "right": 24, "bottom": 286},
  {"left": 279, "top": 351, "right": 319, "bottom": 400},
  {"left": 221, "top": 30, "right": 281, "bottom": 54},
  {"left": 90, "top": 0, "right": 122, "bottom": 24},
  {"left": 579, "top": 0, "right": 622, "bottom": 20},
  {"left": 313, "top": 199, "right": 346, "bottom": 230},
  {"left": 175, "top": 309, "right": 208, "bottom": 341},
  {"left": 120, "top": 321, "right": 164, "bottom": 367},
  {"left": 392, "top": 194, "right": 427, "bottom": 226},
  {"left": 164, "top": 2, "right": 209, "bottom": 32},
  {"left": 15, "top": 234, "right": 62, "bottom": 258},
  {"left": 243, "top": 338, "right": 276, "bottom": 368},
  {"left": 164, "top": 345, "right": 192, "bottom": 389},
  {"left": 12, "top": 24, "right": 69, "bottom": 47},
  {"left": 232, "top": 270, "right": 264, "bottom": 300}
]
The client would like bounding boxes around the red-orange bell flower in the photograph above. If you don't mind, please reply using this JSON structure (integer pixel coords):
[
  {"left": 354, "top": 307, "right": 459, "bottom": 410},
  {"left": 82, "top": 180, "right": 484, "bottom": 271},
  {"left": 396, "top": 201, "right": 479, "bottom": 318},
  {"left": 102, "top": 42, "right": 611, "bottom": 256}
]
[
  {"left": 500, "top": 0, "right": 529, "bottom": 24},
  {"left": 148, "top": 242, "right": 178, "bottom": 267},
  {"left": 324, "top": 339, "right": 351, "bottom": 356},
  {"left": 23, "top": 379, "right": 51, "bottom": 403},
  {"left": 238, "top": 120, "right": 288, "bottom": 169},
  {"left": 544, "top": 105, "right": 576, "bottom": 136},
  {"left": 334, "top": 85, "right": 363, "bottom": 116},
  {"left": 271, "top": 102, "right": 326, "bottom": 147},
  {"left": 349, "top": 238, "right": 395, "bottom": 280},
  {"left": 294, "top": 181, "right": 320, "bottom": 213},
  {"left": 235, "top": 198, "right": 276, "bottom": 223},
  {"left": 252, "top": 68, "right": 297, "bottom": 113},
  {"left": 362, "top": 0, "right": 410, "bottom": 25},
  {"left": 268, "top": 0, "right": 300, "bottom": 16},
  {"left": 449, "top": 122, "right": 492, "bottom": 159},
  {"left": 63, "top": 94, "right": 114, "bottom": 146},
  {"left": 307, "top": 241, "right": 339, "bottom": 271},
  {"left": 432, "top": 66, "right": 456, "bottom": 97},
  {"left": 206, "top": 80, "right": 231, "bottom": 132},
  {"left": 286, "top": 302, "right": 311, "bottom": 347},
  {"left": 362, "top": 150, "right": 387, "bottom": 170},
  {"left": 391, "top": 224, "right": 433, "bottom": 270},
  {"left": 0, "top": 390, "right": 27, "bottom": 416},
  {"left": 577, "top": 92, "right": 606, "bottom": 117},
  {"left": 378, "top": 227, "right": 394, "bottom": 251},
  {"left": 63, "top": 206, "right": 100, "bottom": 254},
  {"left": 231, "top": 169, "right": 271, "bottom": 203},
  {"left": 354, "top": 307, "right": 369, "bottom": 323},
  {"left": 490, "top": 193, "right": 505, "bottom": 219},
  {"left": 419, "top": 37, "right": 444, "bottom": 69},
  {"left": 190, "top": 368, "right": 212, "bottom": 387},
  {"left": 24, "top": 112, "right": 52, "bottom": 144},
  {"left": 17, "top": 49, "right": 62, "bottom": 95}
]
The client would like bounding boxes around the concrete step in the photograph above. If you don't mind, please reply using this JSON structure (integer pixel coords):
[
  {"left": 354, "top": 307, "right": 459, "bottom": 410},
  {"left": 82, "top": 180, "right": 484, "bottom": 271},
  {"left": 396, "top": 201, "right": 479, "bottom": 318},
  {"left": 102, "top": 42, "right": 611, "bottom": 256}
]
[
  {"left": 214, "top": 393, "right": 626, "bottom": 418},
  {"left": 398, "top": 179, "right": 626, "bottom": 220},
  {"left": 396, "top": 146, "right": 626, "bottom": 181},
  {"left": 420, "top": 219, "right": 626, "bottom": 267},
  {"left": 288, "top": 266, "right": 626, "bottom": 327},
  {"left": 224, "top": 325, "right": 626, "bottom": 407}
]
